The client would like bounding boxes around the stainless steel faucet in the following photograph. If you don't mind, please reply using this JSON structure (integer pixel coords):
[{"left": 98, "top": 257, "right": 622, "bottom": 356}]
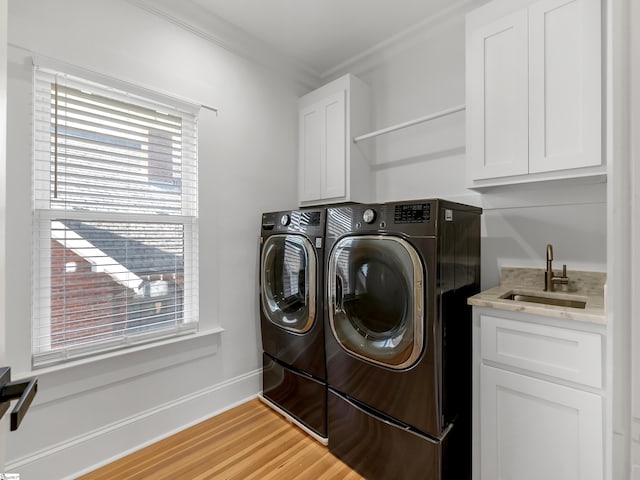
[{"left": 545, "top": 244, "right": 569, "bottom": 291}]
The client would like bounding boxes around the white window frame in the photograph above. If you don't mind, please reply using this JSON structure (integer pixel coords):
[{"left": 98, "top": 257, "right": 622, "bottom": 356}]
[{"left": 31, "top": 56, "right": 200, "bottom": 368}]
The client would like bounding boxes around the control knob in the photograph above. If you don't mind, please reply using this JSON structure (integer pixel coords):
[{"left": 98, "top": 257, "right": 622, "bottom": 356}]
[{"left": 362, "top": 208, "right": 376, "bottom": 224}]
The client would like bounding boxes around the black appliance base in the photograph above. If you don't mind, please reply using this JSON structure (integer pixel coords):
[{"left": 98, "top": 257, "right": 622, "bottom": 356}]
[
  {"left": 328, "top": 389, "right": 469, "bottom": 480},
  {"left": 262, "top": 352, "right": 327, "bottom": 438}
]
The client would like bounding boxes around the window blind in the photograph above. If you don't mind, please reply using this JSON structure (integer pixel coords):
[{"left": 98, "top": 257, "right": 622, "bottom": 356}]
[{"left": 32, "top": 64, "right": 199, "bottom": 368}]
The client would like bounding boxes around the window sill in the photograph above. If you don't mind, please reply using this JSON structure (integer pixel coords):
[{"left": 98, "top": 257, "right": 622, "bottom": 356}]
[{"left": 17, "top": 327, "right": 224, "bottom": 380}]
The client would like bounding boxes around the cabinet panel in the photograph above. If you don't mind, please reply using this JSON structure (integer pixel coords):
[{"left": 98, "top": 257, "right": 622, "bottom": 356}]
[
  {"left": 299, "top": 105, "right": 322, "bottom": 202},
  {"left": 322, "top": 91, "right": 346, "bottom": 200},
  {"left": 480, "top": 314, "right": 602, "bottom": 387},
  {"left": 481, "top": 365, "right": 603, "bottom": 480},
  {"left": 529, "top": 0, "right": 602, "bottom": 172},
  {"left": 468, "top": 10, "right": 529, "bottom": 180}
]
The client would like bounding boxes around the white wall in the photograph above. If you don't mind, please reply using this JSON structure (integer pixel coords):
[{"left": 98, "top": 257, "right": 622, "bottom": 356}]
[
  {"left": 5, "top": 0, "right": 299, "bottom": 477},
  {"left": 0, "top": 0, "right": 7, "bottom": 470},
  {"left": 328, "top": 2, "right": 607, "bottom": 289},
  {"left": 604, "top": 0, "right": 634, "bottom": 477},
  {"left": 631, "top": 0, "right": 640, "bottom": 475}
]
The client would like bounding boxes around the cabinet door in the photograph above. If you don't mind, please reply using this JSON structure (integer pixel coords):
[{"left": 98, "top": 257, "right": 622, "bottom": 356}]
[
  {"left": 467, "top": 10, "right": 529, "bottom": 180},
  {"left": 321, "top": 91, "right": 346, "bottom": 200},
  {"left": 528, "top": 0, "right": 601, "bottom": 172},
  {"left": 299, "top": 103, "right": 322, "bottom": 202},
  {"left": 298, "top": 91, "right": 346, "bottom": 203},
  {"left": 480, "top": 365, "right": 603, "bottom": 480}
]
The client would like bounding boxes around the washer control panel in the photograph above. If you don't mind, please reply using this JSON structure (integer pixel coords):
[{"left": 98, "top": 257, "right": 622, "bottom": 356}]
[
  {"left": 262, "top": 209, "right": 324, "bottom": 234},
  {"left": 394, "top": 203, "right": 430, "bottom": 224}
]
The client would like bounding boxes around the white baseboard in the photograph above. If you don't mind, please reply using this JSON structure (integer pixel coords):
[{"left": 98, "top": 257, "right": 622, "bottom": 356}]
[{"left": 7, "top": 368, "right": 261, "bottom": 480}]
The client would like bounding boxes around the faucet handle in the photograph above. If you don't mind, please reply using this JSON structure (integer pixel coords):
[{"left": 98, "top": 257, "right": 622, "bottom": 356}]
[{"left": 553, "top": 264, "right": 570, "bottom": 288}]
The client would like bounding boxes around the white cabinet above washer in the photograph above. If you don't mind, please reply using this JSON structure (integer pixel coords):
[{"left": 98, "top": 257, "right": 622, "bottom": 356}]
[
  {"left": 298, "top": 74, "right": 373, "bottom": 206},
  {"left": 465, "top": 0, "right": 604, "bottom": 188}
]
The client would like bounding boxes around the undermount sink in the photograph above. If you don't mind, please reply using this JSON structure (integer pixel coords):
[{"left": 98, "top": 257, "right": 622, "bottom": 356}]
[{"left": 500, "top": 292, "right": 587, "bottom": 309}]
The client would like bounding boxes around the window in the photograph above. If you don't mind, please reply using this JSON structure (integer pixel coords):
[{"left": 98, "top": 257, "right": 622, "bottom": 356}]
[{"left": 32, "top": 61, "right": 199, "bottom": 368}]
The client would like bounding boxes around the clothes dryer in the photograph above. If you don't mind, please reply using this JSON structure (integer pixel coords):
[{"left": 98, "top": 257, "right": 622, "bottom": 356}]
[
  {"left": 259, "top": 208, "right": 327, "bottom": 440},
  {"left": 324, "top": 199, "right": 481, "bottom": 479}
]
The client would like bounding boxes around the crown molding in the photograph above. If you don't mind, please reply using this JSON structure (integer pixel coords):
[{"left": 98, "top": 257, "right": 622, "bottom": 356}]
[
  {"left": 322, "top": 0, "right": 488, "bottom": 81},
  {"left": 124, "top": 0, "right": 323, "bottom": 92}
]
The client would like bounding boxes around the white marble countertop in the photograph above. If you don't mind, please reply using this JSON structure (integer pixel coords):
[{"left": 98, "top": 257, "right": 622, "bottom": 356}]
[{"left": 468, "top": 267, "right": 606, "bottom": 324}]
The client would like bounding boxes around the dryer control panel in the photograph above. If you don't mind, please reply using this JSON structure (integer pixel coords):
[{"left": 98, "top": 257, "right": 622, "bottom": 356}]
[
  {"left": 394, "top": 203, "right": 430, "bottom": 224},
  {"left": 326, "top": 199, "right": 481, "bottom": 239},
  {"left": 261, "top": 209, "right": 325, "bottom": 237}
]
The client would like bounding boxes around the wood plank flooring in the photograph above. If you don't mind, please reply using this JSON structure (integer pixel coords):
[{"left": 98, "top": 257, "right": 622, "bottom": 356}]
[{"left": 78, "top": 398, "right": 363, "bottom": 480}]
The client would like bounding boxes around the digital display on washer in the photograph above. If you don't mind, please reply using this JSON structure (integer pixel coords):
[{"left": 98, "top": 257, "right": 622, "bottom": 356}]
[{"left": 394, "top": 203, "right": 430, "bottom": 224}]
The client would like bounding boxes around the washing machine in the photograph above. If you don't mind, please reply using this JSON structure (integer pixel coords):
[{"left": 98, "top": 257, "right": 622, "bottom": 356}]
[
  {"left": 259, "top": 208, "right": 327, "bottom": 440},
  {"left": 324, "top": 199, "right": 481, "bottom": 479}
]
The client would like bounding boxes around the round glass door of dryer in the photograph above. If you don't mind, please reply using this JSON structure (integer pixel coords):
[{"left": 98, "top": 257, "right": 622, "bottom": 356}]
[
  {"left": 261, "top": 234, "right": 316, "bottom": 333},
  {"left": 328, "top": 235, "right": 425, "bottom": 369}
]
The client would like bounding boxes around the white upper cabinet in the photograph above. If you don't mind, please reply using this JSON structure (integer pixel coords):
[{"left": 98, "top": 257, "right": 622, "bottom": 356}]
[
  {"left": 466, "top": 0, "right": 603, "bottom": 187},
  {"left": 298, "top": 74, "right": 372, "bottom": 206}
]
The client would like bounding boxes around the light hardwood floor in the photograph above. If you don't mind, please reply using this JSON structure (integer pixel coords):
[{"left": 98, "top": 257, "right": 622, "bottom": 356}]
[{"left": 78, "top": 398, "right": 363, "bottom": 480}]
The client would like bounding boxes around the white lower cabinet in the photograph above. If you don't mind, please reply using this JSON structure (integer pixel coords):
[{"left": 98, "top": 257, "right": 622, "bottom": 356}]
[
  {"left": 481, "top": 365, "right": 603, "bottom": 480},
  {"left": 473, "top": 309, "right": 605, "bottom": 480}
]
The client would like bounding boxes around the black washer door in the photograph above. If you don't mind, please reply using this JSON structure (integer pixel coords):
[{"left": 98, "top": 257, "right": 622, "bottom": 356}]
[
  {"left": 328, "top": 235, "right": 424, "bottom": 369},
  {"left": 261, "top": 234, "right": 316, "bottom": 333}
]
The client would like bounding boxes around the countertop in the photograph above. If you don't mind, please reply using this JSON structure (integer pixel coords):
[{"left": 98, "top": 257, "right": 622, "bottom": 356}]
[{"left": 467, "top": 267, "right": 606, "bottom": 324}]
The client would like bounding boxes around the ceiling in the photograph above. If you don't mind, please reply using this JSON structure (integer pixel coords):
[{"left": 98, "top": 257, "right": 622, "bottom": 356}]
[{"left": 188, "top": 0, "right": 464, "bottom": 77}]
